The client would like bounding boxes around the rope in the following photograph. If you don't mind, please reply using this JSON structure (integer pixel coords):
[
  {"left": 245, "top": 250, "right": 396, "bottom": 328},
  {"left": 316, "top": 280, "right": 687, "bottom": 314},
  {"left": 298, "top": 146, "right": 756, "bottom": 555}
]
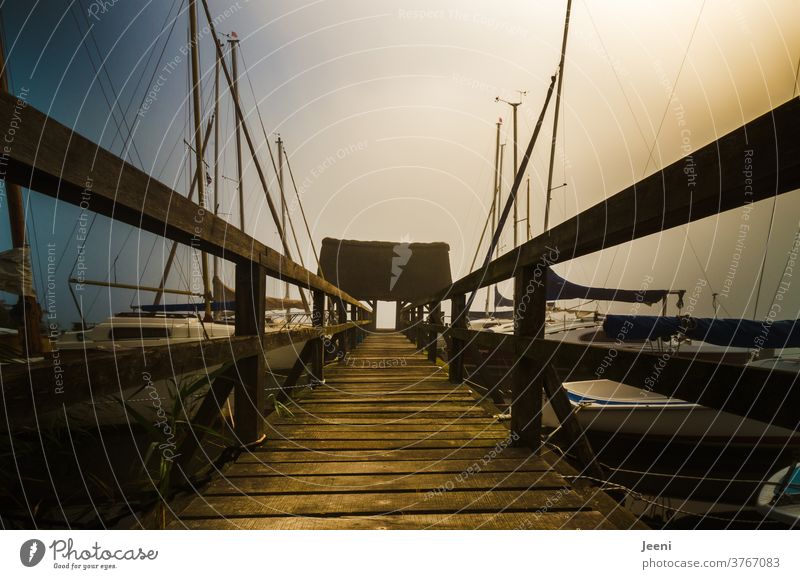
[
  {"left": 640, "top": 0, "right": 706, "bottom": 177},
  {"left": 70, "top": 0, "right": 146, "bottom": 169},
  {"left": 102, "top": 0, "right": 186, "bottom": 154},
  {"left": 686, "top": 235, "right": 732, "bottom": 317},
  {"left": 794, "top": 54, "right": 800, "bottom": 98},
  {"left": 752, "top": 194, "right": 780, "bottom": 318},
  {"left": 283, "top": 145, "right": 322, "bottom": 274},
  {"left": 469, "top": 182, "right": 498, "bottom": 272},
  {"left": 236, "top": 44, "right": 312, "bottom": 309},
  {"left": 583, "top": 1, "right": 651, "bottom": 151},
  {"left": 765, "top": 222, "right": 800, "bottom": 312},
  {"left": 237, "top": 46, "right": 308, "bottom": 268}
]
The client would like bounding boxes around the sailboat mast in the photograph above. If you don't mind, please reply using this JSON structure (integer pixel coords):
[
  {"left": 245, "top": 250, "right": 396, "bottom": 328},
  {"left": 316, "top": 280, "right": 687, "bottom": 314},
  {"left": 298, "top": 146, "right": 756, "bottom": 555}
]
[
  {"left": 153, "top": 119, "right": 214, "bottom": 307},
  {"left": 497, "top": 143, "right": 505, "bottom": 260},
  {"left": 543, "top": 0, "right": 573, "bottom": 232},
  {"left": 511, "top": 104, "right": 518, "bottom": 247},
  {"left": 0, "top": 31, "right": 42, "bottom": 355},
  {"left": 213, "top": 38, "right": 221, "bottom": 285},
  {"left": 228, "top": 34, "right": 245, "bottom": 232},
  {"left": 277, "top": 135, "right": 290, "bottom": 310},
  {"left": 526, "top": 175, "right": 531, "bottom": 241},
  {"left": 486, "top": 118, "right": 502, "bottom": 316},
  {"left": 188, "top": 0, "right": 212, "bottom": 322},
  {"left": 491, "top": 118, "right": 502, "bottom": 251}
]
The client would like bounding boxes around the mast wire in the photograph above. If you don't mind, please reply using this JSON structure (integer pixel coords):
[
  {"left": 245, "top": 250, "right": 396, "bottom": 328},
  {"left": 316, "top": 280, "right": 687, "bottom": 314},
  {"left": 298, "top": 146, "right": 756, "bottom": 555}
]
[{"left": 640, "top": 0, "right": 706, "bottom": 178}]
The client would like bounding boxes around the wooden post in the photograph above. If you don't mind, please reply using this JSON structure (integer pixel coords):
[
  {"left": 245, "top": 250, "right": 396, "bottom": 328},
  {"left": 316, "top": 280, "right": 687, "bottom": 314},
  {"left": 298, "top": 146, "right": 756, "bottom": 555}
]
[
  {"left": 427, "top": 303, "right": 441, "bottom": 363},
  {"left": 311, "top": 289, "right": 325, "bottom": 384},
  {"left": 512, "top": 262, "right": 546, "bottom": 450},
  {"left": 234, "top": 261, "right": 266, "bottom": 443},
  {"left": 449, "top": 295, "right": 466, "bottom": 383},
  {"left": 415, "top": 305, "right": 425, "bottom": 349},
  {"left": 336, "top": 298, "right": 347, "bottom": 361},
  {"left": 349, "top": 303, "right": 358, "bottom": 349}
]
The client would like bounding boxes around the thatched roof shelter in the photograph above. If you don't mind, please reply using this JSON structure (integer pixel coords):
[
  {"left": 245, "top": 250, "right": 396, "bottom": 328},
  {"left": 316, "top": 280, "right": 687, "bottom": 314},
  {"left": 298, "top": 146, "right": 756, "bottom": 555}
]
[{"left": 319, "top": 238, "right": 451, "bottom": 301}]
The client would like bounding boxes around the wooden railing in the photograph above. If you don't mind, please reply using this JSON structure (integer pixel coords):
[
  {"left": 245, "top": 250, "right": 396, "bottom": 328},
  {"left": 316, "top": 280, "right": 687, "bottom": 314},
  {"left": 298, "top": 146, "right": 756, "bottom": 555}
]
[
  {"left": 0, "top": 91, "right": 373, "bottom": 450},
  {"left": 401, "top": 96, "right": 800, "bottom": 466}
]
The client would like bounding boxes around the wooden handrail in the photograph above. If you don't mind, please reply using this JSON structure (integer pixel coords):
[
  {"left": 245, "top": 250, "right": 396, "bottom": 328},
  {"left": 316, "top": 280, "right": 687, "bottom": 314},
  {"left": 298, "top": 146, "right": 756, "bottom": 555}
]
[
  {"left": 0, "top": 91, "right": 371, "bottom": 311},
  {"left": 406, "top": 96, "right": 800, "bottom": 309},
  {"left": 423, "top": 322, "right": 800, "bottom": 432},
  {"left": 0, "top": 320, "right": 369, "bottom": 422}
]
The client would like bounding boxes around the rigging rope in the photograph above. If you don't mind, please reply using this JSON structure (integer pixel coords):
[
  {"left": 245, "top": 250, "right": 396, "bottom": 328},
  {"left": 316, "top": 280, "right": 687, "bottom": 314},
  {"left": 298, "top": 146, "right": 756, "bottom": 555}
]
[
  {"left": 794, "top": 54, "right": 800, "bottom": 98},
  {"left": 100, "top": 0, "right": 187, "bottom": 154},
  {"left": 63, "top": 0, "right": 191, "bottom": 316},
  {"left": 640, "top": 0, "right": 706, "bottom": 178},
  {"left": 71, "top": 0, "right": 146, "bottom": 169},
  {"left": 686, "top": 234, "right": 732, "bottom": 317},
  {"left": 283, "top": 144, "right": 323, "bottom": 274},
  {"left": 583, "top": 1, "right": 651, "bottom": 151},
  {"left": 764, "top": 221, "right": 800, "bottom": 314},
  {"left": 237, "top": 46, "right": 308, "bottom": 262},
  {"left": 752, "top": 195, "right": 780, "bottom": 318}
]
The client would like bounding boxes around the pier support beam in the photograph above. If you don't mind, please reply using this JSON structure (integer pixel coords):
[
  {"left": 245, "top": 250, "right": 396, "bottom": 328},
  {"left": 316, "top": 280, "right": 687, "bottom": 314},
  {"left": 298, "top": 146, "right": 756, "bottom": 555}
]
[
  {"left": 427, "top": 303, "right": 441, "bottom": 363},
  {"left": 349, "top": 303, "right": 358, "bottom": 348},
  {"left": 448, "top": 295, "right": 466, "bottom": 383},
  {"left": 395, "top": 301, "right": 404, "bottom": 331},
  {"left": 234, "top": 261, "right": 267, "bottom": 443},
  {"left": 415, "top": 306, "right": 425, "bottom": 350},
  {"left": 336, "top": 299, "right": 348, "bottom": 361},
  {"left": 311, "top": 289, "right": 325, "bottom": 384},
  {"left": 512, "top": 262, "right": 546, "bottom": 450}
]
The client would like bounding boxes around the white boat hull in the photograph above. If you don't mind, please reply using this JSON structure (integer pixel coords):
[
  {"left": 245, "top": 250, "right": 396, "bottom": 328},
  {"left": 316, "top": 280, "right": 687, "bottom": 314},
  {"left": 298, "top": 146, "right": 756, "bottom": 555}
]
[{"left": 543, "top": 379, "right": 799, "bottom": 447}]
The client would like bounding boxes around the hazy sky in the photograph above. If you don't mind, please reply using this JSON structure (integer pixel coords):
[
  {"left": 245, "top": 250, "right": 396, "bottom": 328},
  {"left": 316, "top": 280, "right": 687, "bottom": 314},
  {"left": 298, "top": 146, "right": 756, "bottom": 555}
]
[{"left": 2, "top": 0, "right": 799, "bottom": 327}]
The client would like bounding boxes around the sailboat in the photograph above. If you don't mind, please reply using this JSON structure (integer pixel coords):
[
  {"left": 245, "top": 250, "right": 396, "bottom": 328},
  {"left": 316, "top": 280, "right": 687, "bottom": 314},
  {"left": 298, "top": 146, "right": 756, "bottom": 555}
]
[
  {"left": 461, "top": 0, "right": 800, "bottom": 456},
  {"left": 51, "top": 3, "right": 315, "bottom": 426}
]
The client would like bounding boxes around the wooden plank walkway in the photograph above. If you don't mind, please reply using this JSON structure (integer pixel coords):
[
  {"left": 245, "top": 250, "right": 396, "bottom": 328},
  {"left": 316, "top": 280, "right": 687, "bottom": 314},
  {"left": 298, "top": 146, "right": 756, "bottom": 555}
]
[{"left": 171, "top": 331, "right": 635, "bottom": 529}]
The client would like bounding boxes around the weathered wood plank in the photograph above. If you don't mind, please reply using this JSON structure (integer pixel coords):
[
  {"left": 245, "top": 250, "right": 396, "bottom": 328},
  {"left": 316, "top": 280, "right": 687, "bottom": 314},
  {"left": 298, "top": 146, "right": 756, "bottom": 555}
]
[
  {"left": 178, "top": 489, "right": 591, "bottom": 519},
  {"left": 172, "top": 332, "right": 633, "bottom": 529},
  {"left": 259, "top": 439, "right": 507, "bottom": 451},
  {"left": 270, "top": 416, "right": 500, "bottom": 426},
  {"left": 170, "top": 510, "right": 615, "bottom": 530},
  {"left": 0, "top": 91, "right": 368, "bottom": 307},
  {"left": 241, "top": 447, "right": 534, "bottom": 463},
  {"left": 225, "top": 457, "right": 548, "bottom": 476},
  {"left": 204, "top": 472, "right": 568, "bottom": 495},
  {"left": 267, "top": 430, "right": 503, "bottom": 440},
  {"left": 237, "top": 447, "right": 537, "bottom": 464},
  {"left": 272, "top": 424, "right": 508, "bottom": 434}
]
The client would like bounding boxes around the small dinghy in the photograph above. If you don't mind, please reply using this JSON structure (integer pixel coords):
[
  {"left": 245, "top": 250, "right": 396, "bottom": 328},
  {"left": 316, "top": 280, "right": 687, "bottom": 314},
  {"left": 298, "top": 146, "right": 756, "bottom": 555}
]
[
  {"left": 541, "top": 379, "right": 800, "bottom": 447},
  {"left": 756, "top": 463, "right": 800, "bottom": 526}
]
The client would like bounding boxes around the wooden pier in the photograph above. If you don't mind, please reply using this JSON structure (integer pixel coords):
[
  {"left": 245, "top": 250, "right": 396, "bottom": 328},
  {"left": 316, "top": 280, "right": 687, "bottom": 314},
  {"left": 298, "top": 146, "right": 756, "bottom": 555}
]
[
  {"left": 171, "top": 331, "right": 640, "bottom": 529},
  {"left": 0, "top": 61, "right": 798, "bottom": 529}
]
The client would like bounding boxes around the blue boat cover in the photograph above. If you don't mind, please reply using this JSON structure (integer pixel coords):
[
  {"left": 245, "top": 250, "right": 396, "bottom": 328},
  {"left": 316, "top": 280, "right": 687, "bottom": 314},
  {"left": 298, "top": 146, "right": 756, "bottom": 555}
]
[
  {"left": 493, "top": 269, "right": 669, "bottom": 307},
  {"left": 603, "top": 315, "right": 800, "bottom": 349}
]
